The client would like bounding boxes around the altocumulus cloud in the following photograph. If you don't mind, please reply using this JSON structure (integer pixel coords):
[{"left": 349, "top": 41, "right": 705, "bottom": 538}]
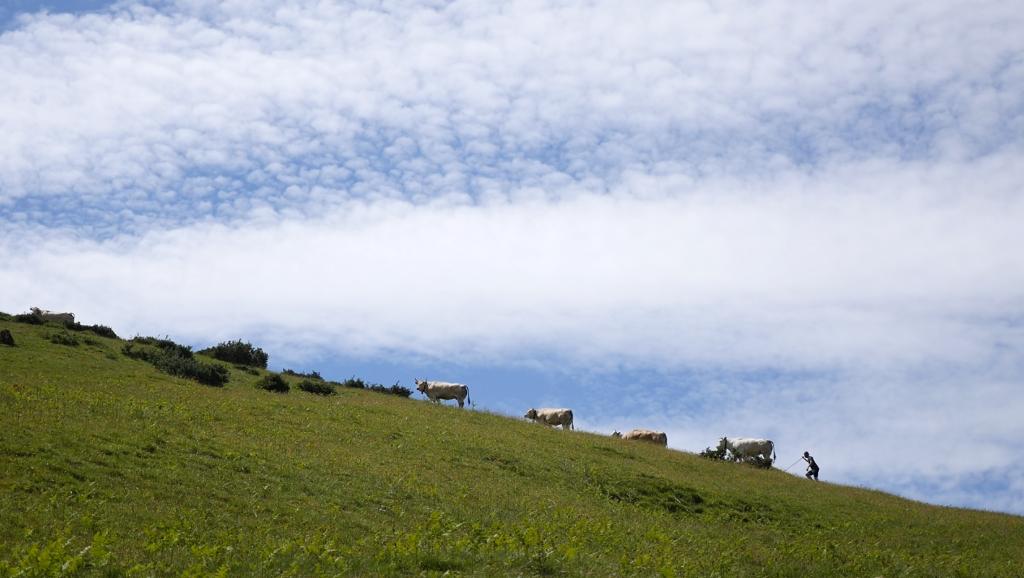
[
  {"left": 1, "top": 0, "right": 1023, "bottom": 514},
  {"left": 3, "top": 0, "right": 1023, "bottom": 224}
]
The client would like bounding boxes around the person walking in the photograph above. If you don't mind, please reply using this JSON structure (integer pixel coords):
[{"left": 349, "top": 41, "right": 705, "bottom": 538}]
[{"left": 803, "top": 451, "right": 819, "bottom": 481}]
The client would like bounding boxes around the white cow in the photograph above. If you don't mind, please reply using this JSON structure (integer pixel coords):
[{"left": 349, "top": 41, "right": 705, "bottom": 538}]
[
  {"left": 722, "top": 437, "right": 776, "bottom": 462},
  {"left": 414, "top": 378, "right": 470, "bottom": 408},
  {"left": 524, "top": 408, "right": 574, "bottom": 430},
  {"left": 30, "top": 307, "right": 75, "bottom": 324},
  {"left": 612, "top": 429, "right": 668, "bottom": 446}
]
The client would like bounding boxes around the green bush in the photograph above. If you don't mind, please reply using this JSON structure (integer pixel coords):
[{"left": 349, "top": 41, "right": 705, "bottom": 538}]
[
  {"left": 199, "top": 340, "right": 268, "bottom": 368},
  {"left": 64, "top": 321, "right": 119, "bottom": 339},
  {"left": 700, "top": 438, "right": 729, "bottom": 461},
  {"left": 161, "top": 355, "right": 230, "bottom": 387},
  {"left": 122, "top": 339, "right": 228, "bottom": 387},
  {"left": 0, "top": 311, "right": 11, "bottom": 321},
  {"left": 257, "top": 374, "right": 289, "bottom": 393},
  {"left": 130, "top": 336, "right": 194, "bottom": 358},
  {"left": 333, "top": 376, "right": 411, "bottom": 398},
  {"left": 283, "top": 369, "right": 323, "bottom": 380},
  {"left": 298, "top": 379, "right": 336, "bottom": 395},
  {"left": 699, "top": 443, "right": 727, "bottom": 461},
  {"left": 368, "top": 382, "right": 413, "bottom": 398},
  {"left": 49, "top": 332, "right": 80, "bottom": 347},
  {"left": 234, "top": 364, "right": 261, "bottom": 376},
  {"left": 339, "top": 377, "right": 367, "bottom": 389},
  {"left": 13, "top": 312, "right": 44, "bottom": 325}
]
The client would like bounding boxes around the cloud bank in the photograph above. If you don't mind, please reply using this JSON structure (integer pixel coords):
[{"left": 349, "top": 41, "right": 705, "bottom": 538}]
[
  {"left": 1, "top": 0, "right": 1022, "bottom": 514},
  {"left": 2, "top": 0, "right": 1022, "bottom": 230},
  {"left": 5, "top": 158, "right": 1023, "bottom": 367}
]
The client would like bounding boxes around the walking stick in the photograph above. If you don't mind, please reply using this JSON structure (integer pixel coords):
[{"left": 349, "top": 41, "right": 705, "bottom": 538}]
[{"left": 781, "top": 456, "right": 803, "bottom": 472}]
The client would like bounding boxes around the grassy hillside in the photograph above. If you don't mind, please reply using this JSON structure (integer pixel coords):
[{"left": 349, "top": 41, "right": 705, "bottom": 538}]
[{"left": 1, "top": 318, "right": 1022, "bottom": 576}]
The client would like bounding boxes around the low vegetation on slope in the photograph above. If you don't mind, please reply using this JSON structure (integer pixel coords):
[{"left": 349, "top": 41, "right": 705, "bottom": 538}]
[{"left": 1, "top": 317, "right": 1023, "bottom": 576}]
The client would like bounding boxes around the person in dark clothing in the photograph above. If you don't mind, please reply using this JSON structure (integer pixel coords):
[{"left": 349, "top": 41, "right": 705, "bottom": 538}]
[{"left": 803, "top": 451, "right": 819, "bottom": 480}]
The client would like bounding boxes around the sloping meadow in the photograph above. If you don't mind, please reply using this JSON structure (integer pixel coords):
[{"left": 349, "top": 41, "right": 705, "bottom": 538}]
[{"left": 1, "top": 318, "right": 1023, "bottom": 576}]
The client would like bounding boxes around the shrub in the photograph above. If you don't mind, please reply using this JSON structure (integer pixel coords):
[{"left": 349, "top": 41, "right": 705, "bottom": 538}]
[
  {"left": 699, "top": 447, "right": 724, "bottom": 460},
  {"left": 0, "top": 311, "right": 11, "bottom": 321},
  {"left": 199, "top": 340, "right": 268, "bottom": 368},
  {"left": 130, "top": 336, "right": 194, "bottom": 358},
  {"left": 90, "top": 325, "right": 118, "bottom": 339},
  {"left": 333, "top": 376, "right": 412, "bottom": 398},
  {"left": 283, "top": 369, "right": 323, "bottom": 380},
  {"left": 391, "top": 384, "right": 413, "bottom": 398},
  {"left": 234, "top": 364, "right": 261, "bottom": 376},
  {"left": 122, "top": 339, "right": 229, "bottom": 387},
  {"left": 298, "top": 379, "right": 336, "bottom": 395},
  {"left": 368, "top": 382, "right": 413, "bottom": 398},
  {"left": 13, "top": 312, "right": 44, "bottom": 325},
  {"left": 339, "top": 377, "right": 367, "bottom": 389},
  {"left": 699, "top": 441, "right": 728, "bottom": 461},
  {"left": 158, "top": 353, "right": 230, "bottom": 387},
  {"left": 49, "top": 332, "right": 79, "bottom": 346},
  {"left": 64, "top": 321, "right": 119, "bottom": 339},
  {"left": 198, "top": 365, "right": 231, "bottom": 387},
  {"left": 257, "top": 374, "right": 290, "bottom": 393}
]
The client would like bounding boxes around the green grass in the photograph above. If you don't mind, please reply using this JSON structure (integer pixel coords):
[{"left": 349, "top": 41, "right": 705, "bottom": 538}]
[{"left": 1, "top": 318, "right": 1022, "bottom": 576}]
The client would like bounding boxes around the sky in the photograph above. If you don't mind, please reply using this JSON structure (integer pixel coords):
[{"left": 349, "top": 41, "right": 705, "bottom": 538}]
[{"left": 1, "top": 0, "right": 1022, "bottom": 515}]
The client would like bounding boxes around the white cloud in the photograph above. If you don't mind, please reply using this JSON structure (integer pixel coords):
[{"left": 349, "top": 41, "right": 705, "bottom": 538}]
[
  {"left": 1, "top": 0, "right": 1022, "bottom": 226},
  {"left": 3, "top": 156, "right": 1022, "bottom": 368}
]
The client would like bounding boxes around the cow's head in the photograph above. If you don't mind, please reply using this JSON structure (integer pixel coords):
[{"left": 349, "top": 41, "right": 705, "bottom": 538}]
[
  {"left": 611, "top": 431, "right": 622, "bottom": 438},
  {"left": 524, "top": 408, "right": 537, "bottom": 419},
  {"left": 414, "top": 378, "right": 428, "bottom": 393}
]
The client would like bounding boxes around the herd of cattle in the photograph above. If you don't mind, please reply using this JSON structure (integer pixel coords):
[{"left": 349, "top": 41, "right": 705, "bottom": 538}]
[
  {"left": 413, "top": 379, "right": 778, "bottom": 463},
  {"left": 19, "top": 308, "right": 778, "bottom": 464}
]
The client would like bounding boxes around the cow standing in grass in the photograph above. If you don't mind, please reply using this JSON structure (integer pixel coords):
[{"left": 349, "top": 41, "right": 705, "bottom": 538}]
[
  {"left": 414, "top": 379, "right": 470, "bottom": 408},
  {"left": 722, "top": 437, "right": 776, "bottom": 464},
  {"left": 30, "top": 307, "right": 74, "bottom": 324},
  {"left": 612, "top": 429, "right": 668, "bottom": 446},
  {"left": 524, "top": 408, "right": 574, "bottom": 430}
]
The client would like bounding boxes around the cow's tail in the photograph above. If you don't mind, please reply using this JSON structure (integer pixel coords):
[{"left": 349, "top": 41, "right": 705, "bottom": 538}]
[
  {"left": 771, "top": 441, "right": 777, "bottom": 464},
  {"left": 568, "top": 410, "right": 574, "bottom": 430}
]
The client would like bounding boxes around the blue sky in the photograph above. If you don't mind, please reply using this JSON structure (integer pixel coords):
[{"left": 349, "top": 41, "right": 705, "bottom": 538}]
[
  {"left": 1, "top": 0, "right": 1023, "bottom": 515},
  {"left": 0, "top": 0, "right": 113, "bottom": 29}
]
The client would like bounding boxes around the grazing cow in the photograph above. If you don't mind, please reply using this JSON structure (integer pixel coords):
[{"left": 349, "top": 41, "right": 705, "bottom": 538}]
[
  {"left": 30, "top": 307, "right": 74, "bottom": 324},
  {"left": 414, "top": 378, "right": 470, "bottom": 408},
  {"left": 722, "top": 437, "right": 776, "bottom": 462},
  {"left": 612, "top": 429, "right": 668, "bottom": 446},
  {"left": 524, "top": 408, "right": 574, "bottom": 430}
]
